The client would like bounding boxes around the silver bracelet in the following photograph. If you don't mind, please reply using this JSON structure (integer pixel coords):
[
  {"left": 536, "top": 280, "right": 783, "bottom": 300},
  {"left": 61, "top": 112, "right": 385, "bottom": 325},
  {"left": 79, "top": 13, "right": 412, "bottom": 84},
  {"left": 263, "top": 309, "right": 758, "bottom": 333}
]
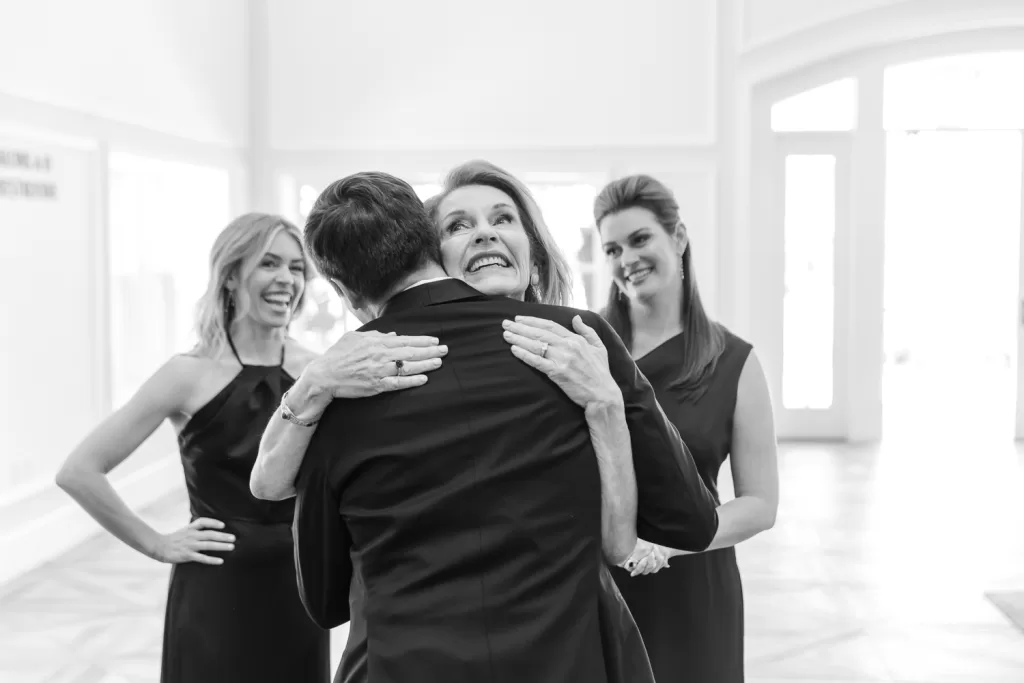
[{"left": 280, "top": 390, "right": 320, "bottom": 428}]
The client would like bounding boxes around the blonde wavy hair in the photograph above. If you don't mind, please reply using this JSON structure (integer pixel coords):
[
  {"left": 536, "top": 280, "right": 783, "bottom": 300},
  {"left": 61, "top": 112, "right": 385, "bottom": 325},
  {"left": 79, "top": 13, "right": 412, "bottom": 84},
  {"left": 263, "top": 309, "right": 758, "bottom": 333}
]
[
  {"left": 193, "top": 212, "right": 311, "bottom": 356},
  {"left": 425, "top": 160, "right": 573, "bottom": 306}
]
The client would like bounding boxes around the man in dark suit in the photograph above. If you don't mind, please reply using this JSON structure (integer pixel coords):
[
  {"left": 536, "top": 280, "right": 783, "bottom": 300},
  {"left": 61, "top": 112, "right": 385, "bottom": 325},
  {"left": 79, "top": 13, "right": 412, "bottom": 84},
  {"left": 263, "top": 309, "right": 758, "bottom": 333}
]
[{"left": 293, "top": 172, "right": 718, "bottom": 683}]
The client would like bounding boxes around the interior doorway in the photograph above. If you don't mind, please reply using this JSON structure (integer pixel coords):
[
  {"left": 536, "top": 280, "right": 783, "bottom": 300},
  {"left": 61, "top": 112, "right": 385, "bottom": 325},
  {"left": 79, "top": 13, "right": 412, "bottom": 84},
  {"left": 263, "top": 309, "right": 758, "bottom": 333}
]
[
  {"left": 882, "top": 130, "right": 1023, "bottom": 442},
  {"left": 881, "top": 52, "right": 1024, "bottom": 443}
]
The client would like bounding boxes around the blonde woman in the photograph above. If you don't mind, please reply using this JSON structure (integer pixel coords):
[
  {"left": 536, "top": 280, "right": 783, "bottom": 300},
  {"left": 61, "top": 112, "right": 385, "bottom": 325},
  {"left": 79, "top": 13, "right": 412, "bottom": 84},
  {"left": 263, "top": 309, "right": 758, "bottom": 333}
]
[{"left": 56, "top": 213, "right": 445, "bottom": 683}]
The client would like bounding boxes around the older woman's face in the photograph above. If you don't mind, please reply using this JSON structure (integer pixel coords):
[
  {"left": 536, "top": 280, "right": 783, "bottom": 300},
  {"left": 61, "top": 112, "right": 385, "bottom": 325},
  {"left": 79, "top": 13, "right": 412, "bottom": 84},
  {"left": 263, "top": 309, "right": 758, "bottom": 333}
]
[{"left": 435, "top": 184, "right": 535, "bottom": 300}]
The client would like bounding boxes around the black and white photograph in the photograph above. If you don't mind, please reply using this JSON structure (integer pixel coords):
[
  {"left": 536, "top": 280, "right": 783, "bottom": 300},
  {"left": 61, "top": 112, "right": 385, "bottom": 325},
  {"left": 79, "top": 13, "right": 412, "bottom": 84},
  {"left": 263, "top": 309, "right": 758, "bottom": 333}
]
[{"left": 1, "top": 1, "right": 1024, "bottom": 681}]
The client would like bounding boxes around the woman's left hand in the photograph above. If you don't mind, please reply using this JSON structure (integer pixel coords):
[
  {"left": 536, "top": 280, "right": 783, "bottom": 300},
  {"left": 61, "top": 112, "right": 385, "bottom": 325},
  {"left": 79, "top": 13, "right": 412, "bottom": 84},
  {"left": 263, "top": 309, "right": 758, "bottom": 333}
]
[
  {"left": 502, "top": 315, "right": 620, "bottom": 410},
  {"left": 621, "top": 538, "right": 671, "bottom": 577}
]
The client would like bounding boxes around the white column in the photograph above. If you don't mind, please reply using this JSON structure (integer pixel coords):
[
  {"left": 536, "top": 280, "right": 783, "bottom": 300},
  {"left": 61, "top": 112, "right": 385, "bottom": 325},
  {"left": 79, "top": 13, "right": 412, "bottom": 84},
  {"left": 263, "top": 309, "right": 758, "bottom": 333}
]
[
  {"left": 1016, "top": 131, "right": 1024, "bottom": 439},
  {"left": 91, "top": 141, "right": 113, "bottom": 418},
  {"left": 846, "top": 68, "right": 886, "bottom": 442},
  {"left": 246, "top": 0, "right": 273, "bottom": 213}
]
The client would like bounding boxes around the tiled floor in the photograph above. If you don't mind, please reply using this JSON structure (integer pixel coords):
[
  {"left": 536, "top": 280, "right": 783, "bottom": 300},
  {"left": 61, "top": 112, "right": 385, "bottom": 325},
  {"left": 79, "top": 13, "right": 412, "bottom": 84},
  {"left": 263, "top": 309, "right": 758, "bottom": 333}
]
[{"left": 2, "top": 440, "right": 1023, "bottom": 682}]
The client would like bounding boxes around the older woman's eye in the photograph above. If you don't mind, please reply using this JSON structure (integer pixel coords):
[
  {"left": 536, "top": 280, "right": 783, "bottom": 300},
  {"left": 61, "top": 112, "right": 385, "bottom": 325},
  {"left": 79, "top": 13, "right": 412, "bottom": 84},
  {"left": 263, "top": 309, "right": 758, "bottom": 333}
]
[
  {"left": 445, "top": 220, "right": 468, "bottom": 234},
  {"left": 494, "top": 212, "right": 515, "bottom": 225}
]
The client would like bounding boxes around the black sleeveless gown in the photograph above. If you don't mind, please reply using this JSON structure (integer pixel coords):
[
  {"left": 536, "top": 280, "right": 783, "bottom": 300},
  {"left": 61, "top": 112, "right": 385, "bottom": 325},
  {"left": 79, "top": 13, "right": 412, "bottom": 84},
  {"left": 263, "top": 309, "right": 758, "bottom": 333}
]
[
  {"left": 612, "top": 328, "right": 752, "bottom": 683},
  {"left": 161, "top": 339, "right": 330, "bottom": 682}
]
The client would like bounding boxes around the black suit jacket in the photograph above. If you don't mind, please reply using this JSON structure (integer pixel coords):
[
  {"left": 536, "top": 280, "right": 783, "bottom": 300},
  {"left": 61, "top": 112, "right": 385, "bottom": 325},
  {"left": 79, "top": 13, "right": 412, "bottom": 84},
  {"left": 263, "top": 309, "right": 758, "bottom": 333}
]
[{"left": 293, "top": 279, "right": 718, "bottom": 683}]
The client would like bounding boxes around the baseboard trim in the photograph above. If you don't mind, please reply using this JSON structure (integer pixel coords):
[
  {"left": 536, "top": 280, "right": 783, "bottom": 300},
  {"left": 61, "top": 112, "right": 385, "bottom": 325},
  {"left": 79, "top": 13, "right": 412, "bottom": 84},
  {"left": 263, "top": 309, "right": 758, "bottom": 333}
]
[{"left": 0, "top": 458, "right": 181, "bottom": 587}]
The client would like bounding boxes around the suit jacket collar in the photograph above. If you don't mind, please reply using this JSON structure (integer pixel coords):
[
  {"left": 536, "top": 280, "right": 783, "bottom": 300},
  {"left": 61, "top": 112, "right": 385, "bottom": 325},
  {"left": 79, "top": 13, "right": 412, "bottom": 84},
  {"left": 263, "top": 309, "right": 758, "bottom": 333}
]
[{"left": 381, "top": 278, "right": 488, "bottom": 316}]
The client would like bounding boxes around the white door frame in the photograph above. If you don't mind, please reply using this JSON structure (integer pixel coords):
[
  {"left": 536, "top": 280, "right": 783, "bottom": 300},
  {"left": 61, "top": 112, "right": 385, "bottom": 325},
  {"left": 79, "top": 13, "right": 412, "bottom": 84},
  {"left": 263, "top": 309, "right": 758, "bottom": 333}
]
[
  {"left": 751, "top": 131, "right": 853, "bottom": 440},
  {"left": 747, "top": 35, "right": 1024, "bottom": 441}
]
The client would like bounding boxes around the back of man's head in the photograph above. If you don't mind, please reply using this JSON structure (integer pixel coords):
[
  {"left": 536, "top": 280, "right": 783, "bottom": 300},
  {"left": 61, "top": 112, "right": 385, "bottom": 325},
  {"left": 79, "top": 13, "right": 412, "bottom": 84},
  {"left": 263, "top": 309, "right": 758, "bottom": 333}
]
[{"left": 304, "top": 171, "right": 442, "bottom": 302}]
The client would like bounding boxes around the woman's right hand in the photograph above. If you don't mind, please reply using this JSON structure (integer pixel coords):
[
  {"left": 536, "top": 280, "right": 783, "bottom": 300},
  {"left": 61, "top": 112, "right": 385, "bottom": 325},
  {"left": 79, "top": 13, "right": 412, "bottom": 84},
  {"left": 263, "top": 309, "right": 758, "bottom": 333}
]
[
  {"left": 308, "top": 330, "right": 448, "bottom": 400},
  {"left": 151, "top": 517, "right": 236, "bottom": 566}
]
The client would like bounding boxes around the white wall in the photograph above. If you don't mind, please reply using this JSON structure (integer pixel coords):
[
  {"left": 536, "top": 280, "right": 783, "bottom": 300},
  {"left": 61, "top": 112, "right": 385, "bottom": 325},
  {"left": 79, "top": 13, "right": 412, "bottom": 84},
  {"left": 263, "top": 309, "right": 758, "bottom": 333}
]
[
  {"left": 0, "top": 135, "right": 101, "bottom": 498},
  {"left": 266, "top": 0, "right": 721, "bottom": 318},
  {"left": 740, "top": 0, "right": 908, "bottom": 51},
  {"left": 735, "top": 0, "right": 1024, "bottom": 83},
  {"left": 268, "top": 0, "right": 717, "bottom": 149},
  {"left": 0, "top": 1, "right": 249, "bottom": 584},
  {"left": 266, "top": 0, "right": 1024, "bottom": 333},
  {"left": 1, "top": 0, "right": 248, "bottom": 146}
]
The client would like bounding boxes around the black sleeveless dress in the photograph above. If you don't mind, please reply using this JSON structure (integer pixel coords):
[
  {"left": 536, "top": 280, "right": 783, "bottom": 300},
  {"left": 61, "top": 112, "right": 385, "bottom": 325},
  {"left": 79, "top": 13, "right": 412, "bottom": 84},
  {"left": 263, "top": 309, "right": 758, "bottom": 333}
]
[
  {"left": 161, "top": 338, "right": 330, "bottom": 682},
  {"left": 612, "top": 328, "right": 752, "bottom": 683}
]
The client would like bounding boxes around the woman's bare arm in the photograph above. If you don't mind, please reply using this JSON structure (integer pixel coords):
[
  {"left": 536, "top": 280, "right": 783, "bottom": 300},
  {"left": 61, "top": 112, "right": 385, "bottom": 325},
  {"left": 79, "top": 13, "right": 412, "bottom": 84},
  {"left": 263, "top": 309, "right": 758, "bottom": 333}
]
[
  {"left": 626, "top": 350, "right": 779, "bottom": 575},
  {"left": 56, "top": 356, "right": 235, "bottom": 564},
  {"left": 585, "top": 400, "right": 639, "bottom": 565},
  {"left": 250, "top": 331, "right": 448, "bottom": 501}
]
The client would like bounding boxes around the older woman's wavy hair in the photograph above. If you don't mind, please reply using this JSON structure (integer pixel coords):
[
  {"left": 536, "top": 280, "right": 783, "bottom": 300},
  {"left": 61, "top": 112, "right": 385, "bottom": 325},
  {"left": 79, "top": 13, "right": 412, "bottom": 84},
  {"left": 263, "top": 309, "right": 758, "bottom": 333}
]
[
  {"left": 193, "top": 213, "right": 311, "bottom": 356},
  {"left": 425, "top": 160, "right": 573, "bottom": 306}
]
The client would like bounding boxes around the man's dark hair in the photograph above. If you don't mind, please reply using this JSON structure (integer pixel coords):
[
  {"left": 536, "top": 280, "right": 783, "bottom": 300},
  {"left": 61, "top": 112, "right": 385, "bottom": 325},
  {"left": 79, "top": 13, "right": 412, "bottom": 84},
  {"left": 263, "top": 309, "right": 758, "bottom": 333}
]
[{"left": 304, "top": 172, "right": 442, "bottom": 302}]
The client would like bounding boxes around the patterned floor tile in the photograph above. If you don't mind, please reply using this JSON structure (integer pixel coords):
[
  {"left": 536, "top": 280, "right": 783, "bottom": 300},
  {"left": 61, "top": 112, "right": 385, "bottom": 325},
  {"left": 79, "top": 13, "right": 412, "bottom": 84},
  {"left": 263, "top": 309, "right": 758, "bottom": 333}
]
[{"left": 0, "top": 443, "right": 1020, "bottom": 681}]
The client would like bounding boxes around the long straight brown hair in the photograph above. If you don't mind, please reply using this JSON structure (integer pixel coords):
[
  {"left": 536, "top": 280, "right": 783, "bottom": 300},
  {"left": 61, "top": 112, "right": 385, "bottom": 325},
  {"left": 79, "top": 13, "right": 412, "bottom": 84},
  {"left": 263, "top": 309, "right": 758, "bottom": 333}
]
[{"left": 594, "top": 175, "right": 725, "bottom": 402}]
